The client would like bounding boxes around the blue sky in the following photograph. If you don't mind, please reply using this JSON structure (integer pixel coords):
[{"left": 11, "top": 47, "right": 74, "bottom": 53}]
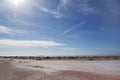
[{"left": 0, "top": 0, "right": 120, "bottom": 56}]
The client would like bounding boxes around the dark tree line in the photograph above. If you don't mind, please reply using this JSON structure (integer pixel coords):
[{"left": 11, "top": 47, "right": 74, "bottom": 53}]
[{"left": 0, "top": 56, "right": 120, "bottom": 60}]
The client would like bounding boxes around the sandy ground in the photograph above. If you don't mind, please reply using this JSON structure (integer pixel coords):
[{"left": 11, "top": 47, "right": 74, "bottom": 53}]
[{"left": 0, "top": 58, "right": 120, "bottom": 80}]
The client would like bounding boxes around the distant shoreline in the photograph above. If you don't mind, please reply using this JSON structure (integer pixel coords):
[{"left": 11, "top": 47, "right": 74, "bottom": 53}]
[{"left": 0, "top": 56, "right": 120, "bottom": 60}]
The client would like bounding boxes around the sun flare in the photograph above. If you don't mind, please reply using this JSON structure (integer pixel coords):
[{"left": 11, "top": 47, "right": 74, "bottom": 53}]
[{"left": 10, "top": 0, "right": 25, "bottom": 6}]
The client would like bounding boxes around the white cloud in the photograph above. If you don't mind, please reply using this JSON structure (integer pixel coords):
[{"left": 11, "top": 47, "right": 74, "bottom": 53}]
[
  {"left": 61, "top": 21, "right": 85, "bottom": 36},
  {"left": 57, "top": 0, "right": 71, "bottom": 10},
  {"left": 0, "top": 25, "right": 28, "bottom": 35},
  {"left": 34, "top": 0, "right": 71, "bottom": 18},
  {"left": 77, "top": 0, "right": 96, "bottom": 15},
  {"left": 56, "top": 0, "right": 71, "bottom": 16},
  {"left": 0, "top": 39, "right": 65, "bottom": 47},
  {"left": 8, "top": 13, "right": 32, "bottom": 26},
  {"left": 10, "top": 18, "right": 31, "bottom": 26},
  {"left": 39, "top": 7, "right": 63, "bottom": 18},
  {"left": 60, "top": 0, "right": 70, "bottom": 6},
  {"left": 8, "top": 13, "right": 39, "bottom": 27},
  {"left": 35, "top": 4, "right": 63, "bottom": 18},
  {"left": 107, "top": 0, "right": 120, "bottom": 15}
]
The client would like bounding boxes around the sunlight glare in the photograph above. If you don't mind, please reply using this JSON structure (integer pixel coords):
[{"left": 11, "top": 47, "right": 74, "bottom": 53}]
[{"left": 10, "top": 0, "right": 25, "bottom": 6}]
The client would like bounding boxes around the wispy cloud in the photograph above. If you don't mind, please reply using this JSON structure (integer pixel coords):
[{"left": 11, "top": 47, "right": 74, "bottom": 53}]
[
  {"left": 61, "top": 21, "right": 85, "bottom": 36},
  {"left": 107, "top": 0, "right": 120, "bottom": 15},
  {"left": 39, "top": 7, "right": 63, "bottom": 18},
  {"left": 57, "top": 0, "right": 71, "bottom": 11},
  {"left": 0, "top": 39, "right": 65, "bottom": 47},
  {"left": 7, "top": 13, "right": 40, "bottom": 27},
  {"left": 8, "top": 13, "right": 33, "bottom": 26},
  {"left": 35, "top": 4, "right": 63, "bottom": 18},
  {"left": 0, "top": 25, "right": 28, "bottom": 35},
  {"left": 10, "top": 18, "right": 31, "bottom": 26},
  {"left": 77, "top": 0, "right": 96, "bottom": 15},
  {"left": 34, "top": 0, "right": 71, "bottom": 18},
  {"left": 59, "top": 0, "right": 70, "bottom": 6}
]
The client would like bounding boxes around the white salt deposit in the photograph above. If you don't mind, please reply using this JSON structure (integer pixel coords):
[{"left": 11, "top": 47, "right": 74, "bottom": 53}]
[{"left": 11, "top": 59, "right": 120, "bottom": 74}]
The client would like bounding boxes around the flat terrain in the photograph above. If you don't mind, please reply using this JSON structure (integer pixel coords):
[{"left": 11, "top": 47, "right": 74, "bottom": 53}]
[{"left": 0, "top": 58, "right": 120, "bottom": 80}]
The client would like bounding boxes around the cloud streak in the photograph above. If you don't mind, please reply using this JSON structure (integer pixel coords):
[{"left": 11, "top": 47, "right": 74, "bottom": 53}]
[
  {"left": 61, "top": 21, "right": 85, "bottom": 36},
  {"left": 39, "top": 7, "right": 63, "bottom": 18},
  {"left": 10, "top": 18, "right": 31, "bottom": 26},
  {"left": 0, "top": 39, "right": 65, "bottom": 47},
  {"left": 35, "top": 4, "right": 63, "bottom": 18},
  {"left": 34, "top": 0, "right": 71, "bottom": 18},
  {"left": 0, "top": 25, "right": 28, "bottom": 35}
]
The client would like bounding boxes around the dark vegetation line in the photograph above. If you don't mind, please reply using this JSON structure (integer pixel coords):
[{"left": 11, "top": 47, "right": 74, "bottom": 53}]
[{"left": 0, "top": 56, "right": 120, "bottom": 60}]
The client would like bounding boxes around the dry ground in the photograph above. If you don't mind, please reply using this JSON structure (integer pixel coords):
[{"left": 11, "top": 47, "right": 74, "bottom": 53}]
[{"left": 0, "top": 58, "right": 120, "bottom": 80}]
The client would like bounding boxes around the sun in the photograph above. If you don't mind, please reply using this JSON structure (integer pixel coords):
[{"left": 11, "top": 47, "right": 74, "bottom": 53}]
[
  {"left": 10, "top": 0, "right": 25, "bottom": 6},
  {"left": 6, "top": 0, "right": 30, "bottom": 15}
]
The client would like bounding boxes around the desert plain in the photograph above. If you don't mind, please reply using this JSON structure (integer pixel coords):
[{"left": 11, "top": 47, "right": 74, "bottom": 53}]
[{"left": 0, "top": 57, "right": 120, "bottom": 80}]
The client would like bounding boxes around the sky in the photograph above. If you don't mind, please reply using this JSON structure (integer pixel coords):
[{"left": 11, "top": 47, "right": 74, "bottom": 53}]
[{"left": 0, "top": 0, "right": 120, "bottom": 56}]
